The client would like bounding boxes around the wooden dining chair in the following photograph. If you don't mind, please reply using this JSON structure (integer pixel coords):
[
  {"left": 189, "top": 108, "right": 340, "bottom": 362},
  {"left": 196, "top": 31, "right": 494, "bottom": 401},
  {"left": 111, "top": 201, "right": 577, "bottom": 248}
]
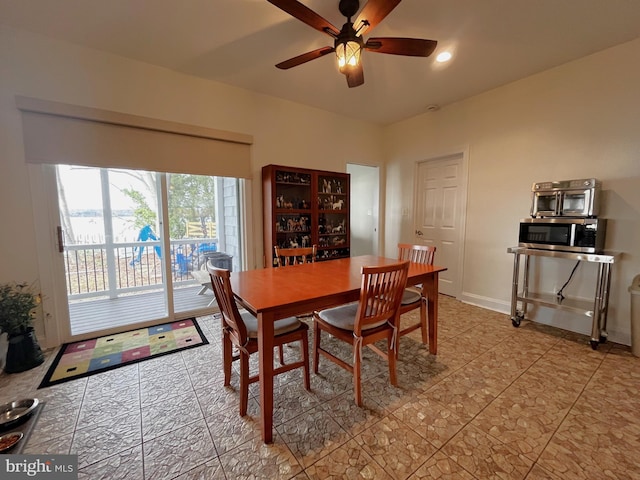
[
  {"left": 207, "top": 264, "right": 310, "bottom": 416},
  {"left": 313, "top": 260, "right": 410, "bottom": 406},
  {"left": 273, "top": 244, "right": 317, "bottom": 350},
  {"left": 397, "top": 243, "right": 436, "bottom": 349},
  {"left": 274, "top": 245, "right": 317, "bottom": 267}
]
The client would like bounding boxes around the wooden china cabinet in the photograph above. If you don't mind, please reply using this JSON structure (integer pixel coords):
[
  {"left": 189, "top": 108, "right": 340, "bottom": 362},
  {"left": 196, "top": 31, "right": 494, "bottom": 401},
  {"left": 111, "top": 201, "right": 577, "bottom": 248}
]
[{"left": 262, "top": 164, "right": 350, "bottom": 267}]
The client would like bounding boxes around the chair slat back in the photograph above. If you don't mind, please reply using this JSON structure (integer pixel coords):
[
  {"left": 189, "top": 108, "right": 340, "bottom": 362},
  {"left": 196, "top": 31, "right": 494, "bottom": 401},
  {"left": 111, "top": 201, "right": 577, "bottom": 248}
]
[
  {"left": 207, "top": 264, "right": 248, "bottom": 347},
  {"left": 354, "top": 261, "right": 410, "bottom": 335},
  {"left": 398, "top": 243, "right": 436, "bottom": 265},
  {"left": 274, "top": 245, "right": 317, "bottom": 267}
]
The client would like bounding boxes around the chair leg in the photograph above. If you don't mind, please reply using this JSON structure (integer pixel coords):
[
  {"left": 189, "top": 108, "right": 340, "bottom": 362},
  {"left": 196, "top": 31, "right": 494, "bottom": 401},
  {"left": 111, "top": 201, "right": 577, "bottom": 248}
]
[
  {"left": 313, "top": 319, "right": 321, "bottom": 374},
  {"left": 239, "top": 351, "right": 250, "bottom": 416},
  {"left": 420, "top": 298, "right": 428, "bottom": 344},
  {"left": 353, "top": 342, "right": 363, "bottom": 407},
  {"left": 388, "top": 334, "right": 398, "bottom": 387},
  {"left": 278, "top": 345, "right": 285, "bottom": 365},
  {"left": 301, "top": 331, "right": 311, "bottom": 391},
  {"left": 222, "top": 330, "right": 233, "bottom": 386}
]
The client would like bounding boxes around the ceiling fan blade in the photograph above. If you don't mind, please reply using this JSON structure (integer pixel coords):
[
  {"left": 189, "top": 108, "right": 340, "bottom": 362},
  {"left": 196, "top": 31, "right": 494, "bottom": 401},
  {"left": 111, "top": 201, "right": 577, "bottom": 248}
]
[
  {"left": 345, "top": 63, "right": 364, "bottom": 88},
  {"left": 267, "top": 0, "right": 340, "bottom": 37},
  {"left": 276, "top": 46, "right": 335, "bottom": 69},
  {"left": 365, "top": 37, "right": 437, "bottom": 57},
  {"left": 353, "top": 0, "right": 401, "bottom": 36}
]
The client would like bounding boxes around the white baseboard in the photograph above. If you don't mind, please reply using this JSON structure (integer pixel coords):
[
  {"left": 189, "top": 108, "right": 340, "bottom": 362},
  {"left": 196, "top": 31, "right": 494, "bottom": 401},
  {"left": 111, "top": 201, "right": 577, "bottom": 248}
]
[
  {"left": 456, "top": 291, "right": 631, "bottom": 346},
  {"left": 458, "top": 292, "right": 510, "bottom": 314}
]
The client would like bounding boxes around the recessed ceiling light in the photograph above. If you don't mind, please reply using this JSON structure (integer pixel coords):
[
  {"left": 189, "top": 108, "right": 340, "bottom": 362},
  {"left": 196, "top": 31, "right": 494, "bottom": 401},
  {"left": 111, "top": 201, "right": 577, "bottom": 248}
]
[{"left": 436, "top": 51, "right": 452, "bottom": 63}]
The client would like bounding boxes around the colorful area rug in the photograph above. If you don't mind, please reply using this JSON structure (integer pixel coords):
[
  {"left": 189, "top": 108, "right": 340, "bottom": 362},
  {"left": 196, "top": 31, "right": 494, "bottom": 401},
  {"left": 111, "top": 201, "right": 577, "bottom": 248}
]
[{"left": 38, "top": 318, "right": 208, "bottom": 388}]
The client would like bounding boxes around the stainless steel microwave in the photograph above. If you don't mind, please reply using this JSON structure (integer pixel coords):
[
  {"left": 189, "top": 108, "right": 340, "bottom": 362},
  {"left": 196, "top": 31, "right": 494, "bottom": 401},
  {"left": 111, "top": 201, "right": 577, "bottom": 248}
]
[
  {"left": 518, "top": 217, "right": 606, "bottom": 253},
  {"left": 530, "top": 178, "right": 601, "bottom": 218}
]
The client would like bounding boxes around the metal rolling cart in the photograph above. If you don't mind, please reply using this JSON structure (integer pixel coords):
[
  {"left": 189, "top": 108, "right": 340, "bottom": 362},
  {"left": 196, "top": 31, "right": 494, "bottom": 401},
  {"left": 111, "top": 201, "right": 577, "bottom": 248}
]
[{"left": 508, "top": 246, "right": 619, "bottom": 349}]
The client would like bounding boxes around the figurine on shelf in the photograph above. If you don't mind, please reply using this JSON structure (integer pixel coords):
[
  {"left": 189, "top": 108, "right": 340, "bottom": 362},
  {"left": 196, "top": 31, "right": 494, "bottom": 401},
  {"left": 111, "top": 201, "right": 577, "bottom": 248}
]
[
  {"left": 299, "top": 218, "right": 305, "bottom": 231},
  {"left": 283, "top": 199, "right": 294, "bottom": 209},
  {"left": 327, "top": 220, "right": 334, "bottom": 232},
  {"left": 301, "top": 235, "right": 310, "bottom": 247},
  {"left": 289, "top": 239, "right": 299, "bottom": 248},
  {"left": 332, "top": 199, "right": 344, "bottom": 210},
  {"left": 276, "top": 195, "right": 284, "bottom": 208},
  {"left": 322, "top": 178, "right": 332, "bottom": 193},
  {"left": 335, "top": 180, "right": 343, "bottom": 194},
  {"left": 318, "top": 215, "right": 327, "bottom": 234}
]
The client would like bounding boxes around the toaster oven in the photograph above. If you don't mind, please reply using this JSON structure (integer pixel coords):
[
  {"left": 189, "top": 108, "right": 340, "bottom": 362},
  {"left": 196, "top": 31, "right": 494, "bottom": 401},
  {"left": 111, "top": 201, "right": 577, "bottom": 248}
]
[{"left": 530, "top": 178, "right": 601, "bottom": 218}]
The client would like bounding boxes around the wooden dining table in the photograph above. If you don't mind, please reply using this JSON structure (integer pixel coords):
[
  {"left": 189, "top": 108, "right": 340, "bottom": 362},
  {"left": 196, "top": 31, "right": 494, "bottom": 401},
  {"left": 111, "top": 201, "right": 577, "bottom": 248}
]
[{"left": 230, "top": 254, "right": 447, "bottom": 443}]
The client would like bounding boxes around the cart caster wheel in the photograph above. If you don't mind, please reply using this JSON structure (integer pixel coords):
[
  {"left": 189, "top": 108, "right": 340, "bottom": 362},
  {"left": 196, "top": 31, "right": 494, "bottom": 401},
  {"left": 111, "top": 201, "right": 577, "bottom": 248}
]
[
  {"left": 511, "top": 318, "right": 521, "bottom": 328},
  {"left": 599, "top": 335, "right": 608, "bottom": 344},
  {"left": 590, "top": 340, "right": 599, "bottom": 350}
]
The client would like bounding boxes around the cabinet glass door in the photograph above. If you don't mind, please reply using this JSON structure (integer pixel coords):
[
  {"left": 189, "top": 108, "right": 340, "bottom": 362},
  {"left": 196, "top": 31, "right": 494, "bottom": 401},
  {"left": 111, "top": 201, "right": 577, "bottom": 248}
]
[
  {"left": 273, "top": 169, "right": 312, "bottom": 265},
  {"left": 317, "top": 174, "right": 349, "bottom": 260}
]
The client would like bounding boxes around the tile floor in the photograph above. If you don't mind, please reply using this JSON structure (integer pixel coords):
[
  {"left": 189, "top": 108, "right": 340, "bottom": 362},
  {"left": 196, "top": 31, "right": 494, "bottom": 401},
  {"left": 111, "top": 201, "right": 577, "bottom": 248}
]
[{"left": 1, "top": 295, "right": 639, "bottom": 479}]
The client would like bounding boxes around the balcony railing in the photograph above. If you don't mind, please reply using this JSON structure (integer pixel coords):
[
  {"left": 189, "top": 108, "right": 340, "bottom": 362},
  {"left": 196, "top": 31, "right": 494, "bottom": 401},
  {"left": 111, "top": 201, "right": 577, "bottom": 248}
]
[{"left": 64, "top": 238, "right": 219, "bottom": 299}]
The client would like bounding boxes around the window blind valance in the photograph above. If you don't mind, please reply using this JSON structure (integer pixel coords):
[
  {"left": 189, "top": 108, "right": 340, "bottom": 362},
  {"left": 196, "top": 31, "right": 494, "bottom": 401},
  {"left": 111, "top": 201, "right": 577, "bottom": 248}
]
[{"left": 16, "top": 96, "right": 253, "bottom": 179}]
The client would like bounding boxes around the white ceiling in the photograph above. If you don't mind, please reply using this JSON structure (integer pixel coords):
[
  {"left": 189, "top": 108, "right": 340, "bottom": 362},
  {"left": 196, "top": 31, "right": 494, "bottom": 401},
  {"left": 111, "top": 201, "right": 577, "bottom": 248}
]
[{"left": 2, "top": 0, "right": 640, "bottom": 125}]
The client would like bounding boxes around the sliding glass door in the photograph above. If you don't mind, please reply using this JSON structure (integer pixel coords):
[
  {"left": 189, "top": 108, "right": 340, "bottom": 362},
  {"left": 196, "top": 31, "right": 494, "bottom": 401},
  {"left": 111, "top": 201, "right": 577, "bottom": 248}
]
[
  {"left": 56, "top": 166, "right": 241, "bottom": 338},
  {"left": 167, "top": 173, "right": 234, "bottom": 315}
]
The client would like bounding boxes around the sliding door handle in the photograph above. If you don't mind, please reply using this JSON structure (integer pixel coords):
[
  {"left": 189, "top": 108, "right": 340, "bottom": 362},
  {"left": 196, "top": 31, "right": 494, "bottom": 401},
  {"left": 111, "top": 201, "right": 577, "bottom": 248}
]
[{"left": 57, "top": 226, "right": 65, "bottom": 253}]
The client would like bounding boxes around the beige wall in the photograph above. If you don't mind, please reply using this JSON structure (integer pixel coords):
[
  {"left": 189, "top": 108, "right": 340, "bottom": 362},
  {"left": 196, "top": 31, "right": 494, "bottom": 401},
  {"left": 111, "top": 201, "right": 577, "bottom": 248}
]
[
  {"left": 2, "top": 24, "right": 638, "bottom": 348},
  {"left": 385, "top": 38, "right": 640, "bottom": 345},
  {"left": 0, "top": 26, "right": 384, "bottom": 343}
]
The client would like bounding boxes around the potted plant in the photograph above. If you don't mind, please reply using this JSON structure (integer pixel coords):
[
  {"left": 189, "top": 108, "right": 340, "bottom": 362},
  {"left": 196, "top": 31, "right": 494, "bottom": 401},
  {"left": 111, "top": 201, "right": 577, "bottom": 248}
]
[{"left": 0, "top": 282, "right": 45, "bottom": 373}]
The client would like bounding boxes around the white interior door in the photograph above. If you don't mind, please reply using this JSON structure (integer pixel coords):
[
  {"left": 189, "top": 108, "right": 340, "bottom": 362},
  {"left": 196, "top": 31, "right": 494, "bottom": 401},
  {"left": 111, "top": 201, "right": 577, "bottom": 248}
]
[{"left": 414, "top": 152, "right": 467, "bottom": 297}]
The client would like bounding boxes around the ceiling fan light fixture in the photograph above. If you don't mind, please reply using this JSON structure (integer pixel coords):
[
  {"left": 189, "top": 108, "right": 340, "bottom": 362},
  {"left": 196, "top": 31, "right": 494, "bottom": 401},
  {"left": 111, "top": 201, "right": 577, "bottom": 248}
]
[
  {"left": 267, "top": 0, "right": 437, "bottom": 88},
  {"left": 336, "top": 39, "right": 362, "bottom": 72}
]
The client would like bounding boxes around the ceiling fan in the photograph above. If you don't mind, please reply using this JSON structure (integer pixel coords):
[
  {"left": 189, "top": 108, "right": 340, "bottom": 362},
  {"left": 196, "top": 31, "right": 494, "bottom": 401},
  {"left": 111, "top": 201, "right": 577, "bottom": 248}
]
[{"left": 267, "top": 0, "right": 437, "bottom": 88}]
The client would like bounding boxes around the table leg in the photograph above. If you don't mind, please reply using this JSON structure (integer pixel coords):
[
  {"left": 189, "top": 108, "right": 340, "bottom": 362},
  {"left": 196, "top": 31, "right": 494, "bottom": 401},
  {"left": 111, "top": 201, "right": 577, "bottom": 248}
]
[
  {"left": 257, "top": 311, "right": 275, "bottom": 443},
  {"left": 600, "top": 263, "right": 613, "bottom": 337},
  {"left": 522, "top": 255, "right": 530, "bottom": 318},
  {"left": 510, "top": 253, "right": 520, "bottom": 321},
  {"left": 423, "top": 273, "right": 439, "bottom": 355},
  {"left": 591, "top": 262, "right": 608, "bottom": 346}
]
